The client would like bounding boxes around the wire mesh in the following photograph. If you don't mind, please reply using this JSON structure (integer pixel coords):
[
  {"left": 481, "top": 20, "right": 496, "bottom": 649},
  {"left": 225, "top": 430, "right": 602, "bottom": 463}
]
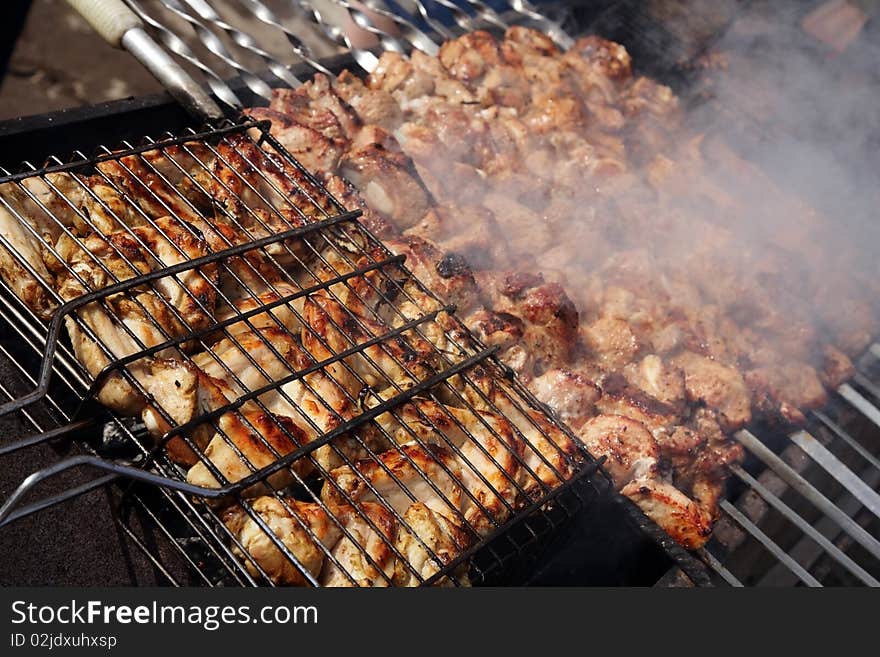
[{"left": 0, "top": 117, "right": 606, "bottom": 586}]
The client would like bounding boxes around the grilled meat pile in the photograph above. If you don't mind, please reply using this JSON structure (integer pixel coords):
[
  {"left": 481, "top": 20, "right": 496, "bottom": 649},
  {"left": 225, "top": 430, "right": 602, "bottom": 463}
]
[
  {"left": 0, "top": 128, "right": 582, "bottom": 585},
  {"left": 243, "top": 26, "right": 879, "bottom": 549}
]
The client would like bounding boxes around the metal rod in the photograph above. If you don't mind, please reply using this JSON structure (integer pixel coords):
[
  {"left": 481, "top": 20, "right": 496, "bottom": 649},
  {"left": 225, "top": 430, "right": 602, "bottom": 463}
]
[
  {"left": 696, "top": 547, "right": 743, "bottom": 587},
  {"left": 0, "top": 418, "right": 96, "bottom": 456},
  {"left": 158, "top": 0, "right": 274, "bottom": 100},
  {"left": 734, "top": 429, "right": 880, "bottom": 561},
  {"left": 758, "top": 466, "right": 880, "bottom": 587},
  {"left": 788, "top": 429, "right": 880, "bottom": 520},
  {"left": 180, "top": 0, "right": 302, "bottom": 88},
  {"left": 837, "top": 382, "right": 880, "bottom": 431},
  {"left": 812, "top": 410, "right": 880, "bottom": 473},
  {"left": 852, "top": 372, "right": 880, "bottom": 403},
  {"left": 126, "top": 0, "right": 243, "bottom": 110},
  {"left": 291, "top": 0, "right": 380, "bottom": 72},
  {"left": 121, "top": 27, "right": 224, "bottom": 120},
  {"left": 239, "top": 0, "right": 333, "bottom": 75},
  {"left": 329, "top": 0, "right": 439, "bottom": 55},
  {"left": 729, "top": 463, "right": 880, "bottom": 586},
  {"left": 719, "top": 500, "right": 821, "bottom": 587}
]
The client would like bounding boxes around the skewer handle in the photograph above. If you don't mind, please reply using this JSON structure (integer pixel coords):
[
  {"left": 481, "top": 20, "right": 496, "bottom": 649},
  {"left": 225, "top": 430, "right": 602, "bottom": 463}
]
[
  {"left": 65, "top": 0, "right": 225, "bottom": 120},
  {"left": 65, "top": 0, "right": 142, "bottom": 47}
]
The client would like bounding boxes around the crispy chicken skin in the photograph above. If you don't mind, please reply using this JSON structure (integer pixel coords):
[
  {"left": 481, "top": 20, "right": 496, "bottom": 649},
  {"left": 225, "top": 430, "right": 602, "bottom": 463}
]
[
  {"left": 370, "top": 397, "right": 522, "bottom": 534},
  {"left": 320, "top": 502, "right": 398, "bottom": 587},
  {"left": 393, "top": 502, "right": 472, "bottom": 586},
  {"left": 322, "top": 442, "right": 465, "bottom": 523},
  {"left": 224, "top": 498, "right": 341, "bottom": 585},
  {"left": 186, "top": 411, "right": 311, "bottom": 494}
]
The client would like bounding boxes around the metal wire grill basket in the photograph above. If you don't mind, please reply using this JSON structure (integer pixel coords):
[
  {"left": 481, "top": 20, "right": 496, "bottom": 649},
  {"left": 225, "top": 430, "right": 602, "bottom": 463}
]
[{"left": 0, "top": 117, "right": 607, "bottom": 586}]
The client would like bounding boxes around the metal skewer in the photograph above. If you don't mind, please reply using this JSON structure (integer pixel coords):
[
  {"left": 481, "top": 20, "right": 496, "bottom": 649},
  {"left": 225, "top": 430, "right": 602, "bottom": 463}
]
[{"left": 66, "top": 0, "right": 224, "bottom": 119}]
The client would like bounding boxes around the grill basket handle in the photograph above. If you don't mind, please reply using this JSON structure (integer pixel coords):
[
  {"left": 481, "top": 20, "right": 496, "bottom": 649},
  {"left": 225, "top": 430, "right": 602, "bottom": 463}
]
[{"left": 0, "top": 454, "right": 225, "bottom": 529}]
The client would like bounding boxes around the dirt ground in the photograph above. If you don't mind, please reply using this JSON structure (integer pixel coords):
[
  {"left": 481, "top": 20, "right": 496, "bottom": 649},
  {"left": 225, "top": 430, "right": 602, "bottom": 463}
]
[{"left": 0, "top": 1, "right": 163, "bottom": 120}]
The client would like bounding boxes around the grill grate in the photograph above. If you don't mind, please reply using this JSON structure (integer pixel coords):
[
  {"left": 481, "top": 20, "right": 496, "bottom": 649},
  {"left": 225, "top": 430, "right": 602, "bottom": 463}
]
[
  {"left": 682, "top": 367, "right": 880, "bottom": 587},
  {"left": 0, "top": 118, "right": 606, "bottom": 586}
]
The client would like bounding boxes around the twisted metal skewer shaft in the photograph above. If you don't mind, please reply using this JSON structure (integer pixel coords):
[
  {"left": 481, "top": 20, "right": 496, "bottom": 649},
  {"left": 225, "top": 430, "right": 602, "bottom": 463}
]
[
  {"left": 239, "top": 0, "right": 333, "bottom": 76},
  {"left": 504, "top": 0, "right": 573, "bottom": 49},
  {"left": 158, "top": 0, "right": 273, "bottom": 99},
  {"left": 290, "top": 0, "right": 380, "bottom": 72},
  {"left": 387, "top": 0, "right": 457, "bottom": 41},
  {"left": 125, "top": 0, "right": 243, "bottom": 110},
  {"left": 330, "top": 0, "right": 440, "bottom": 56},
  {"left": 180, "top": 0, "right": 302, "bottom": 87}
]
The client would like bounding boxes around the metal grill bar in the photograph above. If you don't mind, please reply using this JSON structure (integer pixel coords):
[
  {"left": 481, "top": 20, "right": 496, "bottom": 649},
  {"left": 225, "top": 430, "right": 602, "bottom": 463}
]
[
  {"left": 758, "top": 467, "right": 880, "bottom": 587},
  {"left": 788, "top": 430, "right": 880, "bottom": 520},
  {"left": 813, "top": 410, "right": 880, "bottom": 473},
  {"left": 718, "top": 499, "right": 821, "bottom": 587},
  {"left": 695, "top": 547, "right": 743, "bottom": 587},
  {"left": 734, "top": 429, "right": 880, "bottom": 562},
  {"left": 838, "top": 383, "right": 880, "bottom": 431},
  {"left": 727, "top": 464, "right": 879, "bottom": 586}
]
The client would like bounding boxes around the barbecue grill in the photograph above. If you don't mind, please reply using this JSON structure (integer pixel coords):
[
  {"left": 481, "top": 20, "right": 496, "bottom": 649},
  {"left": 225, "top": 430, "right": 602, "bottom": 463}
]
[{"left": 1, "top": 0, "right": 879, "bottom": 587}]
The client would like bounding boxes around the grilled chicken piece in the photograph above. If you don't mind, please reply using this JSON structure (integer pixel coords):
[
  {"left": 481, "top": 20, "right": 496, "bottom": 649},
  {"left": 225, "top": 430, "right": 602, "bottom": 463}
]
[
  {"left": 186, "top": 411, "right": 311, "bottom": 494},
  {"left": 620, "top": 470, "right": 714, "bottom": 549},
  {"left": 323, "top": 173, "right": 396, "bottom": 238},
  {"left": 333, "top": 70, "right": 403, "bottom": 131},
  {"left": 476, "top": 270, "right": 579, "bottom": 375},
  {"left": 622, "top": 355, "right": 686, "bottom": 407},
  {"left": 320, "top": 502, "right": 397, "bottom": 587},
  {"left": 367, "top": 51, "right": 436, "bottom": 103},
  {"left": 821, "top": 345, "right": 855, "bottom": 389},
  {"left": 338, "top": 125, "right": 433, "bottom": 230},
  {"left": 224, "top": 497, "right": 341, "bottom": 585},
  {"left": 0, "top": 184, "right": 57, "bottom": 319},
  {"left": 438, "top": 31, "right": 503, "bottom": 85},
  {"left": 383, "top": 235, "right": 480, "bottom": 316},
  {"left": 464, "top": 309, "right": 529, "bottom": 374},
  {"left": 211, "top": 134, "right": 334, "bottom": 232},
  {"left": 393, "top": 502, "right": 472, "bottom": 586},
  {"left": 564, "top": 35, "right": 633, "bottom": 87},
  {"left": 213, "top": 281, "right": 304, "bottom": 341},
  {"left": 595, "top": 372, "right": 682, "bottom": 436},
  {"left": 272, "top": 74, "right": 361, "bottom": 142},
  {"left": 745, "top": 362, "right": 828, "bottom": 426},
  {"left": 53, "top": 217, "right": 218, "bottom": 416},
  {"left": 139, "top": 359, "right": 222, "bottom": 464},
  {"left": 56, "top": 216, "right": 218, "bottom": 339},
  {"left": 245, "top": 107, "right": 344, "bottom": 174},
  {"left": 582, "top": 316, "right": 642, "bottom": 372},
  {"left": 191, "top": 327, "right": 379, "bottom": 472},
  {"left": 671, "top": 351, "right": 752, "bottom": 431},
  {"left": 528, "top": 368, "right": 601, "bottom": 427},
  {"left": 322, "top": 442, "right": 465, "bottom": 524},
  {"left": 501, "top": 25, "right": 560, "bottom": 61},
  {"left": 300, "top": 291, "right": 437, "bottom": 390},
  {"left": 464, "top": 368, "right": 579, "bottom": 497},
  {"left": 369, "top": 397, "right": 522, "bottom": 534},
  {"left": 578, "top": 414, "right": 716, "bottom": 548},
  {"left": 577, "top": 414, "right": 659, "bottom": 486},
  {"left": 403, "top": 203, "right": 507, "bottom": 271}
]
